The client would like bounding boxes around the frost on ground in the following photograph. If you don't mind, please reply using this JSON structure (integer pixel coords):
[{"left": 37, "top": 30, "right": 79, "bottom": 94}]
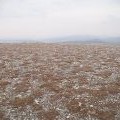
[{"left": 0, "top": 43, "right": 120, "bottom": 120}]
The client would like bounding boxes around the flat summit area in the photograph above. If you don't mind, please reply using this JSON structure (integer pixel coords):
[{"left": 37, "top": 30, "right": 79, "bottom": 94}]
[{"left": 0, "top": 43, "right": 120, "bottom": 120}]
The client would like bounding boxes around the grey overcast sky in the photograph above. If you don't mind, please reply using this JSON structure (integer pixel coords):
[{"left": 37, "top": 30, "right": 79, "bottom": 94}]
[{"left": 0, "top": 0, "right": 120, "bottom": 38}]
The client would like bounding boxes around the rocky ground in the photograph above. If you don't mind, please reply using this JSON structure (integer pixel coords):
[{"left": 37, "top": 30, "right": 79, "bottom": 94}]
[{"left": 0, "top": 43, "right": 120, "bottom": 120}]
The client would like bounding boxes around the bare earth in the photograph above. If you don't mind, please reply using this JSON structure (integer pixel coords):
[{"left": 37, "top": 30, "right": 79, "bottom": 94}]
[{"left": 0, "top": 43, "right": 120, "bottom": 120}]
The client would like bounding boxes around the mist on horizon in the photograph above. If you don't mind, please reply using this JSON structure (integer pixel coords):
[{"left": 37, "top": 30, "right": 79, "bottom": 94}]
[{"left": 0, "top": 0, "right": 120, "bottom": 42}]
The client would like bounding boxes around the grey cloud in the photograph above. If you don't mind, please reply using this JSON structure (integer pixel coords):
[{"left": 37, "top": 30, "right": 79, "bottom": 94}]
[
  {"left": 0, "top": 0, "right": 85, "bottom": 17},
  {"left": 0, "top": 0, "right": 120, "bottom": 37}
]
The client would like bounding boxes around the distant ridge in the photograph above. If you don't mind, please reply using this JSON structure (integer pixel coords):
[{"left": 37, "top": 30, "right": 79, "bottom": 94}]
[
  {"left": 0, "top": 35, "right": 120, "bottom": 43},
  {"left": 46, "top": 35, "right": 120, "bottom": 44}
]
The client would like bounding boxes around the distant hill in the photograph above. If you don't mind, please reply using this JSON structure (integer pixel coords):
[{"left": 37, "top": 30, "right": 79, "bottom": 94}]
[
  {"left": 45, "top": 35, "right": 120, "bottom": 44},
  {"left": 0, "top": 35, "right": 120, "bottom": 43}
]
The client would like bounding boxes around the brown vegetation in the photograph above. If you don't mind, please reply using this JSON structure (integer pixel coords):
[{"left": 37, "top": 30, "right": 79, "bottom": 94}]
[{"left": 0, "top": 43, "right": 120, "bottom": 120}]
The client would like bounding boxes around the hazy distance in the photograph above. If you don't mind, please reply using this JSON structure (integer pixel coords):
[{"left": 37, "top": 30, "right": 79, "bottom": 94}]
[{"left": 0, "top": 0, "right": 120, "bottom": 42}]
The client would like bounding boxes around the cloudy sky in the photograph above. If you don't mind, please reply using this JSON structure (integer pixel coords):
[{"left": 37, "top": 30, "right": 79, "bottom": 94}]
[{"left": 0, "top": 0, "right": 120, "bottom": 39}]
